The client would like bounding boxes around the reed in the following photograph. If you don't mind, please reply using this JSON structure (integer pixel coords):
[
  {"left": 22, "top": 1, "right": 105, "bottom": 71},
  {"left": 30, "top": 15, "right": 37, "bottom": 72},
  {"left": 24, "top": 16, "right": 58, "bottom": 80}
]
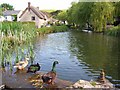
[{"left": 0, "top": 22, "right": 36, "bottom": 68}]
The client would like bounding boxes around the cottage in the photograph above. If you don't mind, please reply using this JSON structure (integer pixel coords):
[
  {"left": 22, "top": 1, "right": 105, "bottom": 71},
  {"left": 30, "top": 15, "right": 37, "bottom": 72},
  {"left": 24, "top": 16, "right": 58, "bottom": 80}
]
[
  {"left": 2, "top": 10, "right": 21, "bottom": 21},
  {"left": 19, "top": 2, "right": 48, "bottom": 28}
]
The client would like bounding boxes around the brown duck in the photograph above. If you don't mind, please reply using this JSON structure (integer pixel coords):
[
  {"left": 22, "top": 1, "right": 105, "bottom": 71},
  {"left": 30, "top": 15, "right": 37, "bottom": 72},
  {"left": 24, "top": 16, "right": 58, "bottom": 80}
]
[{"left": 42, "top": 61, "right": 59, "bottom": 84}]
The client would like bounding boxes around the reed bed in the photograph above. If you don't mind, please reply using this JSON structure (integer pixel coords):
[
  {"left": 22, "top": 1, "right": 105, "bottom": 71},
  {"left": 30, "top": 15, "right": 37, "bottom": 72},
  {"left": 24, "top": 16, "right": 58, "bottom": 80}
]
[
  {"left": 0, "top": 22, "right": 36, "bottom": 68},
  {"left": 0, "top": 22, "right": 68, "bottom": 69}
]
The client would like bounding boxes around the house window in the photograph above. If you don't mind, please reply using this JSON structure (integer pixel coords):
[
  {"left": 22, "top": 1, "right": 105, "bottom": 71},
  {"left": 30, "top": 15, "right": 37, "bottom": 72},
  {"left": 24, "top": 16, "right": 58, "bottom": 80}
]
[
  {"left": 32, "top": 16, "right": 35, "bottom": 20},
  {"left": 5, "top": 16, "right": 7, "bottom": 19}
]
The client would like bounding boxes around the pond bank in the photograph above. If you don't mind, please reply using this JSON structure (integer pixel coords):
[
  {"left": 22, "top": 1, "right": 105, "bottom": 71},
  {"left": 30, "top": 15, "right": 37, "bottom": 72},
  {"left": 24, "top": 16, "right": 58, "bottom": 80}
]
[
  {"left": 1, "top": 68, "right": 73, "bottom": 89},
  {"left": 1, "top": 68, "right": 114, "bottom": 89}
]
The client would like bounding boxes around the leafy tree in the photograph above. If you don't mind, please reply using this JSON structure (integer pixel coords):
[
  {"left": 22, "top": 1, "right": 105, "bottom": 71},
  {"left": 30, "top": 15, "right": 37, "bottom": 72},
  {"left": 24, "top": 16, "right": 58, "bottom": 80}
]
[
  {"left": 67, "top": 2, "right": 78, "bottom": 25},
  {"left": 67, "top": 2, "right": 114, "bottom": 32},
  {"left": 56, "top": 10, "right": 67, "bottom": 24},
  {"left": 90, "top": 2, "right": 114, "bottom": 32},
  {"left": 0, "top": 3, "right": 14, "bottom": 11},
  {"left": 114, "top": 1, "right": 120, "bottom": 17}
]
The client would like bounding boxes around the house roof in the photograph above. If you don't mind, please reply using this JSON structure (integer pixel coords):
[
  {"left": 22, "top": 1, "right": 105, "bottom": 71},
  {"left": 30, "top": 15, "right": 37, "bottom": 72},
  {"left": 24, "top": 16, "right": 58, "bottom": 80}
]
[
  {"left": 19, "top": 4, "right": 47, "bottom": 20},
  {"left": 41, "top": 11, "right": 51, "bottom": 18},
  {"left": 3, "top": 10, "right": 21, "bottom": 16}
]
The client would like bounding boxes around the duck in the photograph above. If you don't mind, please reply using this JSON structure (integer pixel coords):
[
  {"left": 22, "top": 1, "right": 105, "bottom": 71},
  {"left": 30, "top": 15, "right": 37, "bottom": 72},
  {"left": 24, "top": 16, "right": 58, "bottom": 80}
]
[
  {"left": 42, "top": 61, "right": 59, "bottom": 85},
  {"left": 27, "top": 63, "right": 41, "bottom": 73},
  {"left": 14, "top": 57, "right": 29, "bottom": 70},
  {"left": 97, "top": 69, "right": 106, "bottom": 83}
]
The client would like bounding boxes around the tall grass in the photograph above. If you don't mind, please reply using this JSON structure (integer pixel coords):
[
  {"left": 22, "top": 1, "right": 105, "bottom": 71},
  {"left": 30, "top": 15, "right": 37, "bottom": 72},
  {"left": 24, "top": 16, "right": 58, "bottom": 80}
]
[
  {"left": 0, "top": 22, "right": 36, "bottom": 68},
  {"left": 106, "top": 25, "right": 120, "bottom": 37},
  {"left": 0, "top": 22, "right": 68, "bottom": 69}
]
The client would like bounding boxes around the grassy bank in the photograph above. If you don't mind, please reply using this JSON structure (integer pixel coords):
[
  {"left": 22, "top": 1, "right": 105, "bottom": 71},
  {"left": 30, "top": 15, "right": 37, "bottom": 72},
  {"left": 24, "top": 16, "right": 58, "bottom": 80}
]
[
  {"left": 105, "top": 25, "right": 120, "bottom": 37},
  {"left": 37, "top": 25, "right": 68, "bottom": 35}
]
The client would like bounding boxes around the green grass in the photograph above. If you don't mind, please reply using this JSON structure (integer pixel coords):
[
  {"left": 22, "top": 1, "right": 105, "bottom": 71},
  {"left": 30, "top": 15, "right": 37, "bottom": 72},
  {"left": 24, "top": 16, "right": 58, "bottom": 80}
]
[
  {"left": 41, "top": 9, "right": 56, "bottom": 13},
  {"left": 37, "top": 25, "right": 68, "bottom": 35},
  {"left": 105, "top": 25, "right": 120, "bottom": 37}
]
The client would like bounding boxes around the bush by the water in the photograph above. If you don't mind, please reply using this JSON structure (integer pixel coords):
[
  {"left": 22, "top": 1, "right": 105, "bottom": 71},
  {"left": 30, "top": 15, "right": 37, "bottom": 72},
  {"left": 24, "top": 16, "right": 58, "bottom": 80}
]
[
  {"left": 106, "top": 25, "right": 120, "bottom": 37},
  {"left": 37, "top": 25, "right": 68, "bottom": 34}
]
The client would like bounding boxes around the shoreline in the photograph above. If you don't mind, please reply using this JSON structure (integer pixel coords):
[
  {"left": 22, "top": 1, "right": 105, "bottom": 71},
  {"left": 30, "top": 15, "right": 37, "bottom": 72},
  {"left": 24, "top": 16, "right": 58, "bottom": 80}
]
[{"left": 0, "top": 68, "right": 114, "bottom": 89}]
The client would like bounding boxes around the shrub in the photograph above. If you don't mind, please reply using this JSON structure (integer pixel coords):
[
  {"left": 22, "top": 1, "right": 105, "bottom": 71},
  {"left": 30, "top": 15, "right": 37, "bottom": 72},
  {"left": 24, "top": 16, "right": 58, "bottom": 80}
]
[
  {"left": 37, "top": 25, "right": 68, "bottom": 34},
  {"left": 105, "top": 25, "right": 120, "bottom": 37}
]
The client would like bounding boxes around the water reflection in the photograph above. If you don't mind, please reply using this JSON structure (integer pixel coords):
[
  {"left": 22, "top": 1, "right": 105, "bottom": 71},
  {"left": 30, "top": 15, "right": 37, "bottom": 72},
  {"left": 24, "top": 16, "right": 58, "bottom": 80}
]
[
  {"left": 69, "top": 31, "right": 119, "bottom": 80},
  {"left": 34, "top": 31, "right": 120, "bottom": 85}
]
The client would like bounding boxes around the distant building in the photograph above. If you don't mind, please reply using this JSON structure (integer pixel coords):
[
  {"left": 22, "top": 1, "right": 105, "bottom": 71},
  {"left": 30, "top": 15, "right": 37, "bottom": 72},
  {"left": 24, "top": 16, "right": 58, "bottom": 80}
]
[
  {"left": 2, "top": 10, "right": 21, "bottom": 21},
  {"left": 0, "top": 16, "right": 5, "bottom": 22},
  {"left": 19, "top": 2, "right": 49, "bottom": 28}
]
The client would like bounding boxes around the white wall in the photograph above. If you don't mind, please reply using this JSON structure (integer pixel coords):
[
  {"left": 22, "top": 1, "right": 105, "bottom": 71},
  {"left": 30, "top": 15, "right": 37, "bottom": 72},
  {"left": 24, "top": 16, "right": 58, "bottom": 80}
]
[
  {"left": 19, "top": 9, "right": 47, "bottom": 28},
  {"left": 5, "top": 16, "right": 14, "bottom": 21},
  {"left": 17, "top": 10, "right": 23, "bottom": 21},
  {"left": 0, "top": 16, "right": 5, "bottom": 22}
]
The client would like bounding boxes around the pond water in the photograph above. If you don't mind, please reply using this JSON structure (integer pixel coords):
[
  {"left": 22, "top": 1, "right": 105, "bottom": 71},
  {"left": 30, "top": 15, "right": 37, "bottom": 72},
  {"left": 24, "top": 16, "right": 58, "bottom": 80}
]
[{"left": 33, "top": 30, "right": 120, "bottom": 86}]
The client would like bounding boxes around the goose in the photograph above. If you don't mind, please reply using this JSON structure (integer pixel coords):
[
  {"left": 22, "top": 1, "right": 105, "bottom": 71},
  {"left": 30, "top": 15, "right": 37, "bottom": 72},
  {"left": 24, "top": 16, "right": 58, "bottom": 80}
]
[
  {"left": 42, "top": 61, "right": 59, "bottom": 84},
  {"left": 27, "top": 63, "right": 40, "bottom": 73},
  {"left": 14, "top": 57, "right": 29, "bottom": 70}
]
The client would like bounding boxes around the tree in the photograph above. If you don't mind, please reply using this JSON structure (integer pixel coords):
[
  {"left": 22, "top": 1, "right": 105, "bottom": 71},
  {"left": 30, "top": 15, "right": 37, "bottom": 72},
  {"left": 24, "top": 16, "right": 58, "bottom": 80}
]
[
  {"left": 114, "top": 2, "right": 120, "bottom": 17},
  {"left": 56, "top": 10, "right": 67, "bottom": 24},
  {"left": 67, "top": 2, "right": 114, "bottom": 32},
  {"left": 90, "top": 2, "right": 114, "bottom": 32},
  {"left": 0, "top": 3, "right": 14, "bottom": 11},
  {"left": 67, "top": 2, "right": 79, "bottom": 25}
]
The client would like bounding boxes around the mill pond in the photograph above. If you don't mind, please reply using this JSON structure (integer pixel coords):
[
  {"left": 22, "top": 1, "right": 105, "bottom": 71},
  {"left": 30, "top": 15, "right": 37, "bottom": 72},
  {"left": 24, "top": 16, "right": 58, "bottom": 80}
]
[
  {"left": 1, "top": 1, "right": 120, "bottom": 89},
  {"left": 1, "top": 30, "right": 119, "bottom": 88},
  {"left": 34, "top": 30, "right": 120, "bottom": 86}
]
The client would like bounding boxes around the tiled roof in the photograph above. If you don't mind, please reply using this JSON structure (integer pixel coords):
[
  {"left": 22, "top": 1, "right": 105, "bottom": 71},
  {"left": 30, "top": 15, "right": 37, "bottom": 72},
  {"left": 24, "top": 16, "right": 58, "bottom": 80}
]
[
  {"left": 3, "top": 10, "right": 21, "bottom": 16},
  {"left": 19, "top": 6, "right": 47, "bottom": 20}
]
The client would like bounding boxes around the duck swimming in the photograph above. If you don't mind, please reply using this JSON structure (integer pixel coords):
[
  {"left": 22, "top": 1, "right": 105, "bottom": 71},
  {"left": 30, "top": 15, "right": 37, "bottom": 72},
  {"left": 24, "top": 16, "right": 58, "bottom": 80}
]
[
  {"left": 14, "top": 57, "right": 29, "bottom": 70},
  {"left": 27, "top": 63, "right": 40, "bottom": 73},
  {"left": 42, "top": 61, "right": 59, "bottom": 84}
]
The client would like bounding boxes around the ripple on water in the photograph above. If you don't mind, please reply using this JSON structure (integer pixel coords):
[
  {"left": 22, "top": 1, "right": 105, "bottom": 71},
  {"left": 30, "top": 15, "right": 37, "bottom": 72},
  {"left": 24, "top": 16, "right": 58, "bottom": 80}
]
[
  {"left": 106, "top": 76, "right": 113, "bottom": 80},
  {"left": 112, "top": 79, "right": 120, "bottom": 83}
]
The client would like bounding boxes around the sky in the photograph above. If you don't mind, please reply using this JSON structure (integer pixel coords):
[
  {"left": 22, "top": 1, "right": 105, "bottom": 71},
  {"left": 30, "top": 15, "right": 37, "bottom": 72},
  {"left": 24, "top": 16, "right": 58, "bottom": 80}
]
[{"left": 0, "top": 0, "right": 79, "bottom": 10}]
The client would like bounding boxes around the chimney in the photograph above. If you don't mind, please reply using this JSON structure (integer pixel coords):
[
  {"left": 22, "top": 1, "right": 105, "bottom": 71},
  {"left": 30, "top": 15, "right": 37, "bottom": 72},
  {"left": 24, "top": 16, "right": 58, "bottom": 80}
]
[
  {"left": 28, "top": 2, "right": 31, "bottom": 11},
  {"left": 37, "top": 7, "right": 39, "bottom": 10}
]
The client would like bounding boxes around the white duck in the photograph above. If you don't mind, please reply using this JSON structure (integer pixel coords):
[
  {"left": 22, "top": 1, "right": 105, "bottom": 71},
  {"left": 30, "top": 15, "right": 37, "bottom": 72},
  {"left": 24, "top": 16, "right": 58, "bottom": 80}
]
[{"left": 14, "top": 57, "right": 29, "bottom": 70}]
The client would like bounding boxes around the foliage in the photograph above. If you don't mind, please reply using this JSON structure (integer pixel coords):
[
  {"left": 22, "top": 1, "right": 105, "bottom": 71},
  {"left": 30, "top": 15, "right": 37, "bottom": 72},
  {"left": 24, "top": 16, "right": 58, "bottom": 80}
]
[
  {"left": 55, "top": 10, "right": 67, "bottom": 22},
  {"left": 105, "top": 25, "right": 120, "bottom": 36},
  {"left": 114, "top": 2, "right": 120, "bottom": 17},
  {"left": 67, "top": 2, "right": 79, "bottom": 24},
  {"left": 42, "top": 9, "right": 56, "bottom": 13},
  {"left": 67, "top": 2, "right": 114, "bottom": 32},
  {"left": 37, "top": 25, "right": 68, "bottom": 34},
  {"left": 90, "top": 2, "right": 114, "bottom": 32},
  {"left": 50, "top": 10, "right": 62, "bottom": 17},
  {"left": 0, "top": 6, "right": 2, "bottom": 15},
  {"left": 0, "top": 3, "right": 14, "bottom": 11}
]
